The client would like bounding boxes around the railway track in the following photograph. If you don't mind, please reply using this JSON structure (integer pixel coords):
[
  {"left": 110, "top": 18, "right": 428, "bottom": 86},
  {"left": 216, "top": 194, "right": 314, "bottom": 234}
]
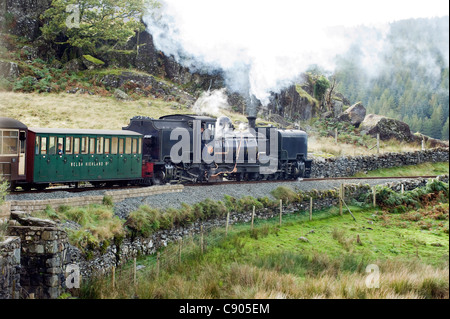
[
  {"left": 184, "top": 175, "right": 442, "bottom": 187},
  {"left": 9, "top": 175, "right": 441, "bottom": 195}
]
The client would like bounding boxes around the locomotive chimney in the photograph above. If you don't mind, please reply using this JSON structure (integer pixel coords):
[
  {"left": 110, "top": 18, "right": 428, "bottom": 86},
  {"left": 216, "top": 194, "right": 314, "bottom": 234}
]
[{"left": 247, "top": 116, "right": 257, "bottom": 130}]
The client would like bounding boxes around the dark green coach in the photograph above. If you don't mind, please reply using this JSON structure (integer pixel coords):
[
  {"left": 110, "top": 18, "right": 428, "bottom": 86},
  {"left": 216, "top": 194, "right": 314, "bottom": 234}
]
[{"left": 27, "top": 128, "right": 143, "bottom": 188}]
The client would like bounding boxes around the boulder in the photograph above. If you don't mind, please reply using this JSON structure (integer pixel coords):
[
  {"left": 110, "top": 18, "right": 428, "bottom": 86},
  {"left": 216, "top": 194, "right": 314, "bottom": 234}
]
[
  {"left": 321, "top": 111, "right": 334, "bottom": 119},
  {"left": 0, "top": 61, "right": 20, "bottom": 80},
  {"left": 114, "top": 89, "right": 132, "bottom": 101},
  {"left": 82, "top": 55, "right": 105, "bottom": 70},
  {"left": 21, "top": 45, "right": 39, "bottom": 61},
  {"left": 412, "top": 133, "right": 449, "bottom": 148},
  {"left": 360, "top": 114, "right": 414, "bottom": 142},
  {"left": 10, "top": 211, "right": 57, "bottom": 228},
  {"left": 64, "top": 59, "right": 86, "bottom": 72},
  {"left": 331, "top": 99, "right": 344, "bottom": 117},
  {"left": 338, "top": 102, "right": 366, "bottom": 127}
]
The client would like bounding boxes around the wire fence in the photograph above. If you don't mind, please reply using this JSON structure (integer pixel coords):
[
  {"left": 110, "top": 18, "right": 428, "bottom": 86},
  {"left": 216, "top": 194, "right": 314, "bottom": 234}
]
[{"left": 84, "top": 196, "right": 349, "bottom": 298}]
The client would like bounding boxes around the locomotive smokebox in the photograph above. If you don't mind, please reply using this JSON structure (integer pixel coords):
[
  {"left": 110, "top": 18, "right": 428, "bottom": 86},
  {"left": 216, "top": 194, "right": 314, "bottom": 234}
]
[{"left": 247, "top": 116, "right": 257, "bottom": 130}]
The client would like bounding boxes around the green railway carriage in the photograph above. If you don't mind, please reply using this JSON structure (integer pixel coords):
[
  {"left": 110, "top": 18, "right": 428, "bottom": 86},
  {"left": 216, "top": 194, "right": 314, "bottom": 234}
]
[{"left": 26, "top": 128, "right": 143, "bottom": 188}]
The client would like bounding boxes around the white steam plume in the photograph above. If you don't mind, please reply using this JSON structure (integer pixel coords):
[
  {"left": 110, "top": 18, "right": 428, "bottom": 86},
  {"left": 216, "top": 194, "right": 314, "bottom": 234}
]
[
  {"left": 144, "top": 0, "right": 449, "bottom": 107},
  {"left": 192, "top": 89, "right": 231, "bottom": 117}
]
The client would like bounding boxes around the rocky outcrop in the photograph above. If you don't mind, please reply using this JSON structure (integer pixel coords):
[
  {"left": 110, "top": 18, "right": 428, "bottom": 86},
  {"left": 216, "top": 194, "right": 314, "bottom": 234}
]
[
  {"left": 81, "top": 55, "right": 105, "bottom": 70},
  {"left": 101, "top": 71, "right": 195, "bottom": 105},
  {"left": 338, "top": 102, "right": 367, "bottom": 127},
  {"left": 0, "top": 60, "right": 20, "bottom": 80},
  {"left": 267, "top": 84, "right": 318, "bottom": 121},
  {"left": 360, "top": 114, "right": 414, "bottom": 141},
  {"left": 99, "top": 29, "right": 224, "bottom": 94},
  {"left": 0, "top": 0, "right": 52, "bottom": 40}
]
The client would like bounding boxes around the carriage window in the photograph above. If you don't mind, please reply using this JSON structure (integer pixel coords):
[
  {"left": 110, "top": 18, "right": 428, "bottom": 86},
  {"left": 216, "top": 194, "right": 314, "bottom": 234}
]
[
  {"left": 89, "top": 138, "right": 95, "bottom": 154},
  {"left": 74, "top": 138, "right": 80, "bottom": 154},
  {"left": 104, "top": 138, "right": 110, "bottom": 154},
  {"left": 40, "top": 137, "right": 47, "bottom": 155},
  {"left": 57, "top": 137, "right": 64, "bottom": 155},
  {"left": 138, "top": 138, "right": 142, "bottom": 154},
  {"left": 1, "top": 130, "right": 18, "bottom": 155},
  {"left": 97, "top": 137, "right": 104, "bottom": 154},
  {"left": 81, "top": 137, "right": 88, "bottom": 154},
  {"left": 119, "top": 139, "right": 124, "bottom": 154},
  {"left": 125, "top": 138, "right": 132, "bottom": 154},
  {"left": 48, "top": 136, "right": 56, "bottom": 155},
  {"left": 35, "top": 136, "right": 40, "bottom": 155},
  {"left": 111, "top": 137, "right": 118, "bottom": 155},
  {"left": 132, "top": 139, "right": 137, "bottom": 154},
  {"left": 66, "top": 137, "right": 73, "bottom": 154}
]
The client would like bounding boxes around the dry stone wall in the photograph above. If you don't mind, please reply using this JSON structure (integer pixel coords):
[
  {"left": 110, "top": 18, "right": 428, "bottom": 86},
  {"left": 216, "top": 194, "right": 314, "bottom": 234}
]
[
  {"left": 7, "top": 224, "right": 69, "bottom": 299},
  {"left": 0, "top": 237, "right": 21, "bottom": 299},
  {"left": 311, "top": 148, "right": 449, "bottom": 178}
]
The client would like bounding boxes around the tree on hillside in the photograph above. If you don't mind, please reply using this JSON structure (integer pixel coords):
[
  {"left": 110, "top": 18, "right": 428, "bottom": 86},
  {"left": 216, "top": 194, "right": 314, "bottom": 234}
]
[
  {"left": 41, "top": 0, "right": 159, "bottom": 54},
  {"left": 442, "top": 118, "right": 449, "bottom": 141}
]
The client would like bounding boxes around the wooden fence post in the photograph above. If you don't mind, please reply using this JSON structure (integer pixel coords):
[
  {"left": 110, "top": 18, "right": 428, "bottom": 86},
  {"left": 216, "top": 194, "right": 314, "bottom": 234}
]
[
  {"left": 401, "top": 184, "right": 405, "bottom": 194},
  {"left": 178, "top": 239, "right": 182, "bottom": 263},
  {"left": 279, "top": 200, "right": 283, "bottom": 226},
  {"left": 339, "top": 185, "right": 343, "bottom": 216},
  {"left": 200, "top": 225, "right": 204, "bottom": 255},
  {"left": 372, "top": 187, "right": 377, "bottom": 207},
  {"left": 156, "top": 252, "right": 160, "bottom": 278},
  {"left": 226, "top": 212, "right": 230, "bottom": 236},
  {"left": 377, "top": 134, "right": 380, "bottom": 154},
  {"left": 335, "top": 128, "right": 338, "bottom": 144},
  {"left": 251, "top": 206, "right": 255, "bottom": 230},
  {"left": 309, "top": 197, "right": 313, "bottom": 221},
  {"left": 133, "top": 257, "right": 137, "bottom": 287},
  {"left": 112, "top": 266, "right": 116, "bottom": 289}
]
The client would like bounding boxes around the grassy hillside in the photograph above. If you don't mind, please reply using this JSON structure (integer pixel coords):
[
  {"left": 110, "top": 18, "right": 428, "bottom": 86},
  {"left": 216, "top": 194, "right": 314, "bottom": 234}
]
[
  {"left": 0, "top": 91, "right": 253, "bottom": 130},
  {"left": 0, "top": 90, "right": 426, "bottom": 156}
]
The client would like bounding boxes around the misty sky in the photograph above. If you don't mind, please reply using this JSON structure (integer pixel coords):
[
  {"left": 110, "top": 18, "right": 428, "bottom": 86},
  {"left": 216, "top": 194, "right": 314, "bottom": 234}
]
[{"left": 145, "top": 0, "right": 449, "bottom": 105}]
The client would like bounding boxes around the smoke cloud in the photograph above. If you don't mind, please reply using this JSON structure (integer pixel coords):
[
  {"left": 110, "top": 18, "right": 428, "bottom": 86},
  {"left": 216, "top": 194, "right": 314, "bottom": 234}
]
[
  {"left": 144, "top": 0, "right": 449, "bottom": 110},
  {"left": 192, "top": 89, "right": 231, "bottom": 117}
]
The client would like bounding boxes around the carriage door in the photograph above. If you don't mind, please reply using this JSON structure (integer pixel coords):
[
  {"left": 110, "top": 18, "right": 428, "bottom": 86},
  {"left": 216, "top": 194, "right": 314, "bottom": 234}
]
[
  {"left": 18, "top": 131, "right": 26, "bottom": 176},
  {"left": 36, "top": 135, "right": 49, "bottom": 181},
  {"left": 53, "top": 136, "right": 65, "bottom": 181},
  {"left": 117, "top": 138, "right": 125, "bottom": 177}
]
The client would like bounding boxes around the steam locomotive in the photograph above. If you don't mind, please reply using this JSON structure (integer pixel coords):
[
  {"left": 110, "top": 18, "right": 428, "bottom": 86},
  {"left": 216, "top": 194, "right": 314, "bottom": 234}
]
[
  {"left": 0, "top": 115, "right": 311, "bottom": 190},
  {"left": 123, "top": 114, "right": 312, "bottom": 184}
]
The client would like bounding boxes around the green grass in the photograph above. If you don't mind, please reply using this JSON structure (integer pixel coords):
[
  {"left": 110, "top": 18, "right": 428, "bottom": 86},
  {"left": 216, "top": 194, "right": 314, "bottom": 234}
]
[
  {"left": 35, "top": 204, "right": 124, "bottom": 252},
  {"left": 80, "top": 197, "right": 449, "bottom": 299},
  {"left": 354, "top": 162, "right": 449, "bottom": 178}
]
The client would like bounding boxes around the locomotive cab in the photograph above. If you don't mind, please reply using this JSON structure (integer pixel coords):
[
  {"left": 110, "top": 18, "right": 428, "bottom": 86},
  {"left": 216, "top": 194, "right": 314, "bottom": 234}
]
[{"left": 0, "top": 117, "right": 28, "bottom": 189}]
